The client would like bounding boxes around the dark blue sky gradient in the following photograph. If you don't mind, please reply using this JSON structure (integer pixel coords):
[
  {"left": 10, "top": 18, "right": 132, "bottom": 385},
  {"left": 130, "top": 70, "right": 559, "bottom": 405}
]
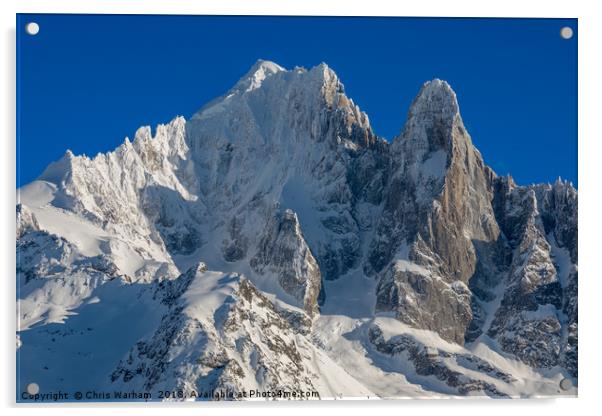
[{"left": 17, "top": 14, "right": 577, "bottom": 187}]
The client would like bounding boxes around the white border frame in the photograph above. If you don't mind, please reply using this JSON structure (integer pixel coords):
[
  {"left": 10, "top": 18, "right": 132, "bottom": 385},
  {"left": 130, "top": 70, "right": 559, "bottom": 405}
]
[{"left": 2, "top": 1, "right": 600, "bottom": 415}]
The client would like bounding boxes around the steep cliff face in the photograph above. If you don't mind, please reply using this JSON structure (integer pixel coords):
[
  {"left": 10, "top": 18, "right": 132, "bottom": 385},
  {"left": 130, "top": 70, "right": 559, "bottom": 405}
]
[
  {"left": 370, "top": 80, "right": 502, "bottom": 345},
  {"left": 185, "top": 61, "right": 379, "bottom": 286},
  {"left": 250, "top": 209, "right": 321, "bottom": 316},
  {"left": 486, "top": 177, "right": 578, "bottom": 377},
  {"left": 16, "top": 60, "right": 577, "bottom": 400}
]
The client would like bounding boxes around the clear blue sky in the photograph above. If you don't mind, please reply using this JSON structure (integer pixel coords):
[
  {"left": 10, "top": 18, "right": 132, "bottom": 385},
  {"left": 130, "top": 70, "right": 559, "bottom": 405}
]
[{"left": 17, "top": 14, "right": 577, "bottom": 187}]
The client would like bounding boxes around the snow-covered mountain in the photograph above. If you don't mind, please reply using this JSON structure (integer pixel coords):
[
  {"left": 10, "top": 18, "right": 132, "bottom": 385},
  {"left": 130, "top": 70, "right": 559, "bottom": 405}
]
[{"left": 17, "top": 60, "right": 577, "bottom": 401}]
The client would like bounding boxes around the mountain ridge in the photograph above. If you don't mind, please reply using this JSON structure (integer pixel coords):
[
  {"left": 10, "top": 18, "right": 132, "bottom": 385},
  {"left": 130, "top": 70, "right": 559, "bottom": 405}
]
[{"left": 17, "top": 60, "right": 577, "bottom": 400}]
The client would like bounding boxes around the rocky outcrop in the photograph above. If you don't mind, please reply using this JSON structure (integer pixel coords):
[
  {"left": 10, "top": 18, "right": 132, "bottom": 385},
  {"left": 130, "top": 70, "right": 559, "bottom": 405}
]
[
  {"left": 486, "top": 177, "right": 578, "bottom": 376},
  {"left": 368, "top": 325, "right": 514, "bottom": 397},
  {"left": 370, "top": 80, "right": 501, "bottom": 345},
  {"left": 111, "top": 265, "right": 319, "bottom": 399},
  {"left": 221, "top": 216, "right": 249, "bottom": 262},
  {"left": 375, "top": 261, "right": 474, "bottom": 345},
  {"left": 16, "top": 204, "right": 40, "bottom": 239},
  {"left": 251, "top": 209, "right": 321, "bottom": 316}
]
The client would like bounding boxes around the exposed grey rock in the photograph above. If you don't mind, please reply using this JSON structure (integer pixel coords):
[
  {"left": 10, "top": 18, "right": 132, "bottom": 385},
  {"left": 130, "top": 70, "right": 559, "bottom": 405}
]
[
  {"left": 16, "top": 204, "right": 40, "bottom": 239},
  {"left": 375, "top": 263, "right": 473, "bottom": 345},
  {"left": 17, "top": 229, "right": 73, "bottom": 283},
  {"left": 561, "top": 268, "right": 578, "bottom": 377},
  {"left": 111, "top": 267, "right": 319, "bottom": 399},
  {"left": 368, "top": 325, "right": 512, "bottom": 397},
  {"left": 486, "top": 177, "right": 578, "bottom": 376},
  {"left": 251, "top": 209, "right": 321, "bottom": 316},
  {"left": 370, "top": 80, "right": 501, "bottom": 345},
  {"left": 221, "top": 216, "right": 248, "bottom": 262},
  {"left": 141, "top": 185, "right": 202, "bottom": 256}
]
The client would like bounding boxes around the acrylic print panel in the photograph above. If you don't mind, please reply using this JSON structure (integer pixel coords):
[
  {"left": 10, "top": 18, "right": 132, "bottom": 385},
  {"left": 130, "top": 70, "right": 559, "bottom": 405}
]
[{"left": 16, "top": 14, "right": 577, "bottom": 402}]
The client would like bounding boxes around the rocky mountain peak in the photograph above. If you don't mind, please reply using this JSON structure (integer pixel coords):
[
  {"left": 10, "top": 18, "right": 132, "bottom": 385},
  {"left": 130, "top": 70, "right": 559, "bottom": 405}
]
[
  {"left": 394, "top": 78, "right": 465, "bottom": 160},
  {"left": 38, "top": 149, "right": 76, "bottom": 185},
  {"left": 188, "top": 60, "right": 376, "bottom": 160},
  {"left": 250, "top": 208, "right": 321, "bottom": 316},
  {"left": 232, "top": 59, "right": 285, "bottom": 93},
  {"left": 411, "top": 79, "right": 459, "bottom": 120}
]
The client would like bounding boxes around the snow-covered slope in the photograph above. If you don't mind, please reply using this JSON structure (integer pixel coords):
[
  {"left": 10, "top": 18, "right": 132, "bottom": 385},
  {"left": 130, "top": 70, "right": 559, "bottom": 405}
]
[{"left": 17, "top": 60, "right": 577, "bottom": 401}]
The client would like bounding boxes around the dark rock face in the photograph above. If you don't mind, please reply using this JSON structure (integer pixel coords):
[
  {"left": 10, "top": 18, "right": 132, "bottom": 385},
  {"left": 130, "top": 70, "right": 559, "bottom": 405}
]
[
  {"left": 250, "top": 209, "right": 321, "bottom": 315},
  {"left": 221, "top": 216, "right": 249, "bottom": 262},
  {"left": 561, "top": 269, "right": 578, "bottom": 377},
  {"left": 375, "top": 264, "right": 473, "bottom": 345},
  {"left": 369, "top": 80, "right": 502, "bottom": 345},
  {"left": 538, "top": 180, "right": 578, "bottom": 263},
  {"left": 484, "top": 177, "right": 578, "bottom": 376},
  {"left": 141, "top": 185, "right": 202, "bottom": 256}
]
